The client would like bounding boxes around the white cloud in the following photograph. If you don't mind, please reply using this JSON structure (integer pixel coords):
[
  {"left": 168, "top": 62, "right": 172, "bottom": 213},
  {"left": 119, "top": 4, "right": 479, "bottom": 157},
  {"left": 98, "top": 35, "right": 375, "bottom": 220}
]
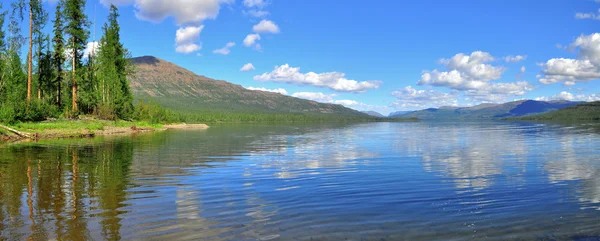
[
  {"left": 243, "top": 0, "right": 267, "bottom": 8},
  {"left": 240, "top": 63, "right": 256, "bottom": 72},
  {"left": 175, "top": 25, "right": 204, "bottom": 54},
  {"left": 535, "top": 91, "right": 600, "bottom": 102},
  {"left": 575, "top": 10, "right": 600, "bottom": 20},
  {"left": 504, "top": 55, "right": 527, "bottom": 63},
  {"left": 391, "top": 86, "right": 459, "bottom": 110},
  {"left": 243, "top": 33, "right": 261, "bottom": 49},
  {"left": 292, "top": 92, "right": 336, "bottom": 103},
  {"left": 290, "top": 91, "right": 390, "bottom": 114},
  {"left": 246, "top": 86, "right": 288, "bottom": 95},
  {"left": 538, "top": 33, "right": 600, "bottom": 85},
  {"left": 100, "top": 0, "right": 133, "bottom": 7},
  {"left": 83, "top": 41, "right": 99, "bottom": 59},
  {"left": 253, "top": 20, "right": 280, "bottom": 33},
  {"left": 212, "top": 42, "right": 235, "bottom": 55},
  {"left": 133, "top": 0, "right": 233, "bottom": 25},
  {"left": 521, "top": 66, "right": 526, "bottom": 73},
  {"left": 418, "top": 51, "right": 534, "bottom": 102},
  {"left": 291, "top": 92, "right": 365, "bottom": 107},
  {"left": 244, "top": 9, "right": 270, "bottom": 18},
  {"left": 255, "top": 64, "right": 382, "bottom": 93}
]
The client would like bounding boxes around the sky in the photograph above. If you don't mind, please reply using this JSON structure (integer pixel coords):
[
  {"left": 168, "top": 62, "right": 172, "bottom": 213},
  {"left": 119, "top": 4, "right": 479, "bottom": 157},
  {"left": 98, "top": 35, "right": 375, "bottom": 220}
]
[{"left": 35, "top": 0, "right": 600, "bottom": 115}]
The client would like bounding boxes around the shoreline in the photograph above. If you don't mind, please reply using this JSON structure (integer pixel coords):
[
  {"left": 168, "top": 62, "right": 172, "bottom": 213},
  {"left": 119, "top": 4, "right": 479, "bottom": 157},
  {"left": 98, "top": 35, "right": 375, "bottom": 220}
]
[{"left": 0, "top": 121, "right": 210, "bottom": 143}]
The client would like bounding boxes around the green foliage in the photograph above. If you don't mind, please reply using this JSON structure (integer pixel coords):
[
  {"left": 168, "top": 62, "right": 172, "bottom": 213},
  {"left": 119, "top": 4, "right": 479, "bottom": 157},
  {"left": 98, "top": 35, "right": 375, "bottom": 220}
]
[
  {"left": 509, "top": 101, "right": 600, "bottom": 121},
  {"left": 0, "top": 2, "right": 133, "bottom": 124}
]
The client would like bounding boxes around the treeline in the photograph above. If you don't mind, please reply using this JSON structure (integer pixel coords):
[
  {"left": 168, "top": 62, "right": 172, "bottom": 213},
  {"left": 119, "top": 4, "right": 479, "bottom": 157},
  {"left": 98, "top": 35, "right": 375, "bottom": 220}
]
[
  {"left": 0, "top": 0, "right": 133, "bottom": 124},
  {"left": 509, "top": 101, "right": 600, "bottom": 121},
  {"left": 133, "top": 101, "right": 416, "bottom": 123}
]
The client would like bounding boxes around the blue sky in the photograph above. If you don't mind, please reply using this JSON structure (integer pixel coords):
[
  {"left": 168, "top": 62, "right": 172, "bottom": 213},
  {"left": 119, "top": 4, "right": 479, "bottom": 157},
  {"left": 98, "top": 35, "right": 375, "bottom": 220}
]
[{"left": 38, "top": 0, "right": 600, "bottom": 114}]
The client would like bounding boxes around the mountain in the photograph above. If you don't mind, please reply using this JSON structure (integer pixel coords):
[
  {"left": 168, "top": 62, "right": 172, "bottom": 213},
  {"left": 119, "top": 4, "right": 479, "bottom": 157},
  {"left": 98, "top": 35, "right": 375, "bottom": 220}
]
[
  {"left": 388, "top": 111, "right": 412, "bottom": 117},
  {"left": 128, "top": 56, "right": 367, "bottom": 117},
  {"left": 361, "top": 111, "right": 385, "bottom": 117},
  {"left": 390, "top": 100, "right": 582, "bottom": 120},
  {"left": 512, "top": 101, "right": 600, "bottom": 121}
]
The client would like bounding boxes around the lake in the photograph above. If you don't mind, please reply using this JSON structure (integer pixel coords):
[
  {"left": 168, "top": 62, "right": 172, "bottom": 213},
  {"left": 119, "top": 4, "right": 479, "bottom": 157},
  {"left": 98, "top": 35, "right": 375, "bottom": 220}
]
[{"left": 1, "top": 121, "right": 600, "bottom": 240}]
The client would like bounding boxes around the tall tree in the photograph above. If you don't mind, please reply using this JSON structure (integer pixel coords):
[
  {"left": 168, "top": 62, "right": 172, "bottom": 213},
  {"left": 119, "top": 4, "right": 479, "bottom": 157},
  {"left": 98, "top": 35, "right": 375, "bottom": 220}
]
[
  {"left": 64, "top": 0, "right": 89, "bottom": 113},
  {"left": 0, "top": 4, "right": 7, "bottom": 100},
  {"left": 97, "top": 5, "right": 133, "bottom": 119},
  {"left": 52, "top": 0, "right": 65, "bottom": 107},
  {"left": 32, "top": 0, "right": 47, "bottom": 100}
]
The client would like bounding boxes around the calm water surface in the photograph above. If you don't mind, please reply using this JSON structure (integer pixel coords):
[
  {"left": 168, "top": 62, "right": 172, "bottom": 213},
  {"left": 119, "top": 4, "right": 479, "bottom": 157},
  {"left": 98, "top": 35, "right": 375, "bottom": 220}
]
[{"left": 1, "top": 122, "right": 600, "bottom": 240}]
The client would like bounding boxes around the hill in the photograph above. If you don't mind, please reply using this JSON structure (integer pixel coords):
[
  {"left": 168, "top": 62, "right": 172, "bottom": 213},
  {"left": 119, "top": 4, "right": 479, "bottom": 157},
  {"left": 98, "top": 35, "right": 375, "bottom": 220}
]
[
  {"left": 390, "top": 100, "right": 582, "bottom": 120},
  {"left": 128, "top": 56, "right": 367, "bottom": 117},
  {"left": 511, "top": 101, "right": 600, "bottom": 121},
  {"left": 361, "top": 111, "right": 385, "bottom": 117}
]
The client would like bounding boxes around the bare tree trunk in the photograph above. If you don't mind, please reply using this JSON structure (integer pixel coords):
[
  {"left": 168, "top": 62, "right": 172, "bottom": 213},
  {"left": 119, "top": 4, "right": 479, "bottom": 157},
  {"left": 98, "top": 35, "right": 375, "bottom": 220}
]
[
  {"left": 71, "top": 40, "right": 77, "bottom": 113},
  {"left": 27, "top": 7, "right": 33, "bottom": 102}
]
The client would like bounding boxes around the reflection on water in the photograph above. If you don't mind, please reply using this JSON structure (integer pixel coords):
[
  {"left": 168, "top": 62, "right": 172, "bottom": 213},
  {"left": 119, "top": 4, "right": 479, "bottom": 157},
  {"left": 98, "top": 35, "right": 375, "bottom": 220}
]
[{"left": 1, "top": 122, "right": 600, "bottom": 240}]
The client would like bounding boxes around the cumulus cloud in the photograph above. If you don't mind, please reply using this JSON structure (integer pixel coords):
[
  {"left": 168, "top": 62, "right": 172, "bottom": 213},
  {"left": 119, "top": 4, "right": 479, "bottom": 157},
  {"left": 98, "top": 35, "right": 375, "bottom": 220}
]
[
  {"left": 175, "top": 25, "right": 203, "bottom": 54},
  {"left": 391, "top": 86, "right": 459, "bottom": 110},
  {"left": 253, "top": 20, "right": 280, "bottom": 33},
  {"left": 213, "top": 42, "right": 235, "bottom": 55},
  {"left": 538, "top": 33, "right": 600, "bottom": 85},
  {"left": 504, "top": 55, "right": 527, "bottom": 63},
  {"left": 99, "top": 0, "right": 233, "bottom": 25},
  {"left": 100, "top": 0, "right": 232, "bottom": 54},
  {"left": 292, "top": 92, "right": 336, "bottom": 103},
  {"left": 83, "top": 41, "right": 99, "bottom": 59},
  {"left": 243, "top": 33, "right": 261, "bottom": 49},
  {"left": 418, "top": 51, "right": 534, "bottom": 102},
  {"left": 291, "top": 92, "right": 367, "bottom": 107},
  {"left": 254, "top": 64, "right": 382, "bottom": 93},
  {"left": 246, "top": 86, "right": 288, "bottom": 95},
  {"left": 535, "top": 91, "right": 600, "bottom": 102},
  {"left": 240, "top": 63, "right": 256, "bottom": 72}
]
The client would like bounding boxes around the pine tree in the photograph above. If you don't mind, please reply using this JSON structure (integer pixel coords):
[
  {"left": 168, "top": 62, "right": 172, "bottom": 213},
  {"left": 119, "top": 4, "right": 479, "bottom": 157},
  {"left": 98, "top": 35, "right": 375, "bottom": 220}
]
[
  {"left": 0, "top": 4, "right": 7, "bottom": 102},
  {"left": 52, "top": 0, "right": 65, "bottom": 108},
  {"left": 64, "top": 0, "right": 89, "bottom": 113},
  {"left": 31, "top": 0, "right": 47, "bottom": 101},
  {"left": 97, "top": 5, "right": 132, "bottom": 119}
]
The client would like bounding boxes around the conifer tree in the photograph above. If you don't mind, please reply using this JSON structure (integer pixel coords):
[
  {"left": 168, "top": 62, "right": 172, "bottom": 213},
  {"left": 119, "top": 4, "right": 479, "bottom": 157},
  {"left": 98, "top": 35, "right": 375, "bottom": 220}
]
[
  {"left": 52, "top": 0, "right": 65, "bottom": 108},
  {"left": 64, "top": 0, "right": 89, "bottom": 113}
]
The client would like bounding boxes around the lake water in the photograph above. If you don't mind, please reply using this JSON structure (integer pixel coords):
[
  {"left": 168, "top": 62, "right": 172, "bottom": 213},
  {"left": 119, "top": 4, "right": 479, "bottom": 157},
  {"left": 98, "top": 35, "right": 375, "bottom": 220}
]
[{"left": 1, "top": 121, "right": 600, "bottom": 240}]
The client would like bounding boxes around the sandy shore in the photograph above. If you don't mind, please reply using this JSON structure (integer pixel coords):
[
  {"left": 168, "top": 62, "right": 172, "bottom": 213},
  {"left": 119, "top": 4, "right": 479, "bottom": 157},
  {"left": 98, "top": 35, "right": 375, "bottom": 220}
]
[{"left": 163, "top": 123, "right": 210, "bottom": 130}]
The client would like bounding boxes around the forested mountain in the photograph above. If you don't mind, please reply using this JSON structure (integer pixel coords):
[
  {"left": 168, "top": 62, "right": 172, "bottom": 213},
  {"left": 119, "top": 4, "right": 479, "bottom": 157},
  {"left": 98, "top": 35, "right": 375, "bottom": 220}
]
[
  {"left": 128, "top": 56, "right": 368, "bottom": 117},
  {"left": 390, "top": 100, "right": 582, "bottom": 120},
  {"left": 511, "top": 101, "right": 600, "bottom": 121}
]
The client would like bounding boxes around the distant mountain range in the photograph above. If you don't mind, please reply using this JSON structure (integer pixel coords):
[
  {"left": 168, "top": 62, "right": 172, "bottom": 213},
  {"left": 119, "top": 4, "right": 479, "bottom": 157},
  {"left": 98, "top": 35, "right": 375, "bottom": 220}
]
[
  {"left": 512, "top": 101, "right": 600, "bottom": 121},
  {"left": 361, "top": 111, "right": 385, "bottom": 117},
  {"left": 390, "top": 100, "right": 583, "bottom": 120},
  {"left": 128, "top": 56, "right": 368, "bottom": 117}
]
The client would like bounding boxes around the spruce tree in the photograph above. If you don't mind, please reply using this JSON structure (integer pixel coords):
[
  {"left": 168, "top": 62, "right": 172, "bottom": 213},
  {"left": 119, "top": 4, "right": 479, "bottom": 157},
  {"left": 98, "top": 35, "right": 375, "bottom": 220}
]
[
  {"left": 52, "top": 0, "right": 65, "bottom": 108},
  {"left": 98, "top": 5, "right": 132, "bottom": 119},
  {"left": 64, "top": 0, "right": 89, "bottom": 113}
]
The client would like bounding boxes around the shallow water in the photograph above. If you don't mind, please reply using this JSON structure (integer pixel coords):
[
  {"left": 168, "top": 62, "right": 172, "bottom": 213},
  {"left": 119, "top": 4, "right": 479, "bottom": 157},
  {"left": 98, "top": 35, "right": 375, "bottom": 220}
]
[{"left": 1, "top": 121, "right": 600, "bottom": 240}]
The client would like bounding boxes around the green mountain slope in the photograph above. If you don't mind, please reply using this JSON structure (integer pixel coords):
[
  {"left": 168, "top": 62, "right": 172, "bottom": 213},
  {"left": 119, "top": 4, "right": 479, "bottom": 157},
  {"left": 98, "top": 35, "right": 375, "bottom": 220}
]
[
  {"left": 512, "top": 101, "right": 600, "bottom": 121},
  {"left": 128, "top": 56, "right": 368, "bottom": 117},
  {"left": 391, "top": 100, "right": 582, "bottom": 120}
]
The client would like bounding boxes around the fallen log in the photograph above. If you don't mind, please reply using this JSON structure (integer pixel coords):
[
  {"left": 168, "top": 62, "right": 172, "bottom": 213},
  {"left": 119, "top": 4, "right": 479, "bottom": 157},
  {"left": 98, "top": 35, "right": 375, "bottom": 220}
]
[{"left": 0, "top": 124, "right": 32, "bottom": 139}]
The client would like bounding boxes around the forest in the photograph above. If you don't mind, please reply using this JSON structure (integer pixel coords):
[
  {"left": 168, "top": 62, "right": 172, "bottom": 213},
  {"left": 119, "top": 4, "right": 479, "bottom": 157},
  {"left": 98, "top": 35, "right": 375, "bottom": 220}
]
[{"left": 0, "top": 0, "right": 133, "bottom": 124}]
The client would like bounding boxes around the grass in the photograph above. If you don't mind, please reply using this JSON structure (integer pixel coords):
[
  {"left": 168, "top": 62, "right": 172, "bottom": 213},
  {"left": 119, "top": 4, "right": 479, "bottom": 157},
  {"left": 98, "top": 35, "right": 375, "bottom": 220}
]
[{"left": 12, "top": 119, "right": 162, "bottom": 132}]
